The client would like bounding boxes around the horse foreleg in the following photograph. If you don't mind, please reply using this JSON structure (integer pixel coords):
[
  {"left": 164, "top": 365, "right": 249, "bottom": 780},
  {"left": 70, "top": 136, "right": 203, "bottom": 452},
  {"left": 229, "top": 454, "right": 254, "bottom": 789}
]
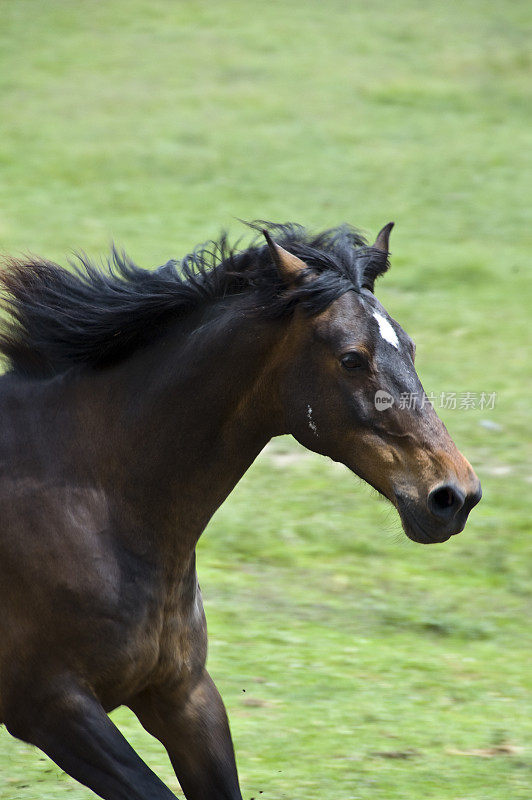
[
  {"left": 5, "top": 678, "right": 177, "bottom": 800},
  {"left": 130, "top": 668, "right": 243, "bottom": 800}
]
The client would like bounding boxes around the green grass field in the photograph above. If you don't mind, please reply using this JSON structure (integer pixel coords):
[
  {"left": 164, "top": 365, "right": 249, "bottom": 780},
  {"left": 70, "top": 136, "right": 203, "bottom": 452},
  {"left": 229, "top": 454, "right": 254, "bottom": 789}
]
[{"left": 0, "top": 1, "right": 531, "bottom": 798}]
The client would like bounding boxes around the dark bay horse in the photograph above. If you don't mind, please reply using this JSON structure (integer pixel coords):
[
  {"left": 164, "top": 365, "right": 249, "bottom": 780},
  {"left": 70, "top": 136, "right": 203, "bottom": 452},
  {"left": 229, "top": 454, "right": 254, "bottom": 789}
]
[{"left": 0, "top": 222, "right": 481, "bottom": 799}]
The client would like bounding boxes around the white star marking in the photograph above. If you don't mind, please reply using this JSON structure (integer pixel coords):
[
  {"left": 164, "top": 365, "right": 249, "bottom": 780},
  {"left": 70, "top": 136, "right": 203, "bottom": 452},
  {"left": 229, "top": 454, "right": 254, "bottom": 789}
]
[{"left": 373, "top": 312, "right": 399, "bottom": 349}]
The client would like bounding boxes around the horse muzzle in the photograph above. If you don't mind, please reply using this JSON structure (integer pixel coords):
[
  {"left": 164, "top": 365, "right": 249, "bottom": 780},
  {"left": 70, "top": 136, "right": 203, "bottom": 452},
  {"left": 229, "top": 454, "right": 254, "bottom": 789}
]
[{"left": 395, "top": 479, "right": 482, "bottom": 544}]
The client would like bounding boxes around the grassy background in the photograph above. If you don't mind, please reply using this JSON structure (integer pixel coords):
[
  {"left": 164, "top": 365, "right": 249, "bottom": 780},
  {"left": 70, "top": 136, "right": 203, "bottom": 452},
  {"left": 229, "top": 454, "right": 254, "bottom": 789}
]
[{"left": 0, "top": 1, "right": 531, "bottom": 798}]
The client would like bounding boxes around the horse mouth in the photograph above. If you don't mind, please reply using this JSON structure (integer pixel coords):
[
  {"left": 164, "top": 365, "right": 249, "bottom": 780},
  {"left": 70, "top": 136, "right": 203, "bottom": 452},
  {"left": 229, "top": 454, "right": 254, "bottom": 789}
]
[{"left": 395, "top": 498, "right": 461, "bottom": 545}]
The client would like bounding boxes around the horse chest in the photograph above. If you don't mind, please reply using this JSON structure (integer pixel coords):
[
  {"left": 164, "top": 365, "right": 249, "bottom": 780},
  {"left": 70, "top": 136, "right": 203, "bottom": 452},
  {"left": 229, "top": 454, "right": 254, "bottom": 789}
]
[
  {"left": 91, "top": 586, "right": 206, "bottom": 712},
  {"left": 153, "top": 583, "right": 208, "bottom": 683}
]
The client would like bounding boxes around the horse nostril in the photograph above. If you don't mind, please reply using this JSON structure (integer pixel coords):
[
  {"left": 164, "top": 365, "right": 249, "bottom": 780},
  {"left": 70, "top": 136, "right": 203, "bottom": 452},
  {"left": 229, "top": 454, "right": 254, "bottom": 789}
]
[
  {"left": 466, "top": 482, "right": 482, "bottom": 512},
  {"left": 428, "top": 484, "right": 465, "bottom": 520}
]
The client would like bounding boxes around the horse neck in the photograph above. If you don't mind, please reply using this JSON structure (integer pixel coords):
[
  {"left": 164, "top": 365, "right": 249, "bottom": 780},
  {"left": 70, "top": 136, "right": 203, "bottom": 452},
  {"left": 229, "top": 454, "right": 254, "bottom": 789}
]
[{"left": 80, "top": 299, "right": 287, "bottom": 552}]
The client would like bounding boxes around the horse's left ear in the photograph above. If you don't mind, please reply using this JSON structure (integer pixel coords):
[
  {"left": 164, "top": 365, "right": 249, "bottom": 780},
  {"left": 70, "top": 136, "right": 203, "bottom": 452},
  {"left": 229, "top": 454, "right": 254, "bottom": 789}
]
[
  {"left": 373, "top": 221, "right": 394, "bottom": 253},
  {"left": 263, "top": 230, "right": 307, "bottom": 283},
  {"left": 361, "top": 222, "right": 394, "bottom": 293}
]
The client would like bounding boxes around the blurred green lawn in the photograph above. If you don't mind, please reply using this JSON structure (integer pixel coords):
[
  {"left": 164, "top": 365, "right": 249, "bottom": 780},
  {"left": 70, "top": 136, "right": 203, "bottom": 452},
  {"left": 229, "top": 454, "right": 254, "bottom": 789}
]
[{"left": 0, "top": 1, "right": 531, "bottom": 798}]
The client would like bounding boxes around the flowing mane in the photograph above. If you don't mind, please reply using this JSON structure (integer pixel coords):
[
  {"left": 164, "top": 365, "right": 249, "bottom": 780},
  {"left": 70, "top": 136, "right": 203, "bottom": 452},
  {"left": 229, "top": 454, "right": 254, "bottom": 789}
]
[{"left": 0, "top": 222, "right": 389, "bottom": 378}]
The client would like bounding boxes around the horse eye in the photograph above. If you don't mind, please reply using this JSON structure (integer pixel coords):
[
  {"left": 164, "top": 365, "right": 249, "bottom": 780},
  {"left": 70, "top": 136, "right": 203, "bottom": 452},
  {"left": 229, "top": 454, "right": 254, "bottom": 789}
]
[{"left": 340, "top": 351, "right": 367, "bottom": 371}]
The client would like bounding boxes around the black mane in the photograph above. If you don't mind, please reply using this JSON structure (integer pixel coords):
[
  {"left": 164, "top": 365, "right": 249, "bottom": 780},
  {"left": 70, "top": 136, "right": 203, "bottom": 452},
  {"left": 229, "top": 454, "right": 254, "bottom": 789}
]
[{"left": 0, "top": 222, "right": 389, "bottom": 378}]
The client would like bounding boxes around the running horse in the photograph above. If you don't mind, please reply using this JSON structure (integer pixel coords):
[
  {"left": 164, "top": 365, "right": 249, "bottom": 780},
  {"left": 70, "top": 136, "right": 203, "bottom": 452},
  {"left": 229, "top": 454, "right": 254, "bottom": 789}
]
[{"left": 0, "top": 222, "right": 481, "bottom": 799}]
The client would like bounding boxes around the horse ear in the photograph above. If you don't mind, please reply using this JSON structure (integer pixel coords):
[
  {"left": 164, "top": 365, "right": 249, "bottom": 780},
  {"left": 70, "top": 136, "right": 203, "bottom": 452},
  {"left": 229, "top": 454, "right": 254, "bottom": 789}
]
[
  {"left": 373, "top": 221, "right": 394, "bottom": 253},
  {"left": 361, "top": 222, "right": 394, "bottom": 293},
  {"left": 263, "top": 230, "right": 307, "bottom": 283}
]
